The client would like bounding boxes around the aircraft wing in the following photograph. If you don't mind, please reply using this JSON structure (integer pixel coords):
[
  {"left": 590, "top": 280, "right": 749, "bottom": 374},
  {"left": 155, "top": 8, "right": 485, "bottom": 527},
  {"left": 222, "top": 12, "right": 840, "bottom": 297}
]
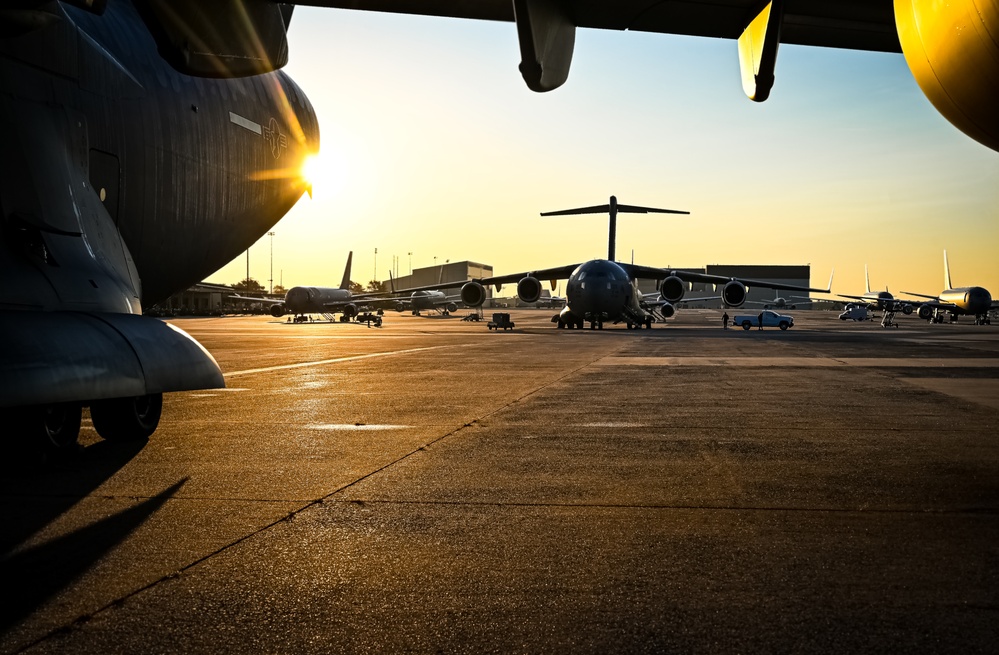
[
  {"left": 308, "top": 1, "right": 901, "bottom": 53},
  {"left": 622, "top": 265, "right": 831, "bottom": 295},
  {"left": 388, "top": 263, "right": 582, "bottom": 295},
  {"left": 900, "top": 291, "right": 941, "bottom": 301},
  {"left": 230, "top": 294, "right": 284, "bottom": 306}
]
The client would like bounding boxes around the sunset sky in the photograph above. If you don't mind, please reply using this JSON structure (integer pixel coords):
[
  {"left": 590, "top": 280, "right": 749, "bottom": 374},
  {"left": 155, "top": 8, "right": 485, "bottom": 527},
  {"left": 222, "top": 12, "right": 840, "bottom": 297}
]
[{"left": 209, "top": 7, "right": 998, "bottom": 298}]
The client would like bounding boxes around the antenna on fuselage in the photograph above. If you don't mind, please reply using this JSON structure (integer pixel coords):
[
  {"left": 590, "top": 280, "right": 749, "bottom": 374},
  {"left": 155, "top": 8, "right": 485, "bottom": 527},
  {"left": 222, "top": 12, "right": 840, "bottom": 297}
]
[{"left": 540, "top": 195, "right": 689, "bottom": 261}]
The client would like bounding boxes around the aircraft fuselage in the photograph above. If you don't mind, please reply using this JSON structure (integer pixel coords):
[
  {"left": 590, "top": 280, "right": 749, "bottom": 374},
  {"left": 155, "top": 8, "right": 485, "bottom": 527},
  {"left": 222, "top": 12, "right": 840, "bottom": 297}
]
[
  {"left": 1, "top": 1, "right": 319, "bottom": 311},
  {"left": 284, "top": 287, "right": 353, "bottom": 315},
  {"left": 561, "top": 259, "right": 645, "bottom": 326},
  {"left": 939, "top": 286, "right": 993, "bottom": 315}
]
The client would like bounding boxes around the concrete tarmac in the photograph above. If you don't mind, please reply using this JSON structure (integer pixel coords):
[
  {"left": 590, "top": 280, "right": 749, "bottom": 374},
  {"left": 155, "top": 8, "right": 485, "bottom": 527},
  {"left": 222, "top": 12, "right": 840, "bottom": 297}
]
[{"left": 2, "top": 309, "right": 997, "bottom": 653}]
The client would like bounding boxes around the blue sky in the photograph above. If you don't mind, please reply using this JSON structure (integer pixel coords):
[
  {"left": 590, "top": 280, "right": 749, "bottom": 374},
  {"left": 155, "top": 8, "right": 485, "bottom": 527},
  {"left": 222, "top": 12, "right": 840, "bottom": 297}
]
[{"left": 211, "top": 7, "right": 998, "bottom": 296}]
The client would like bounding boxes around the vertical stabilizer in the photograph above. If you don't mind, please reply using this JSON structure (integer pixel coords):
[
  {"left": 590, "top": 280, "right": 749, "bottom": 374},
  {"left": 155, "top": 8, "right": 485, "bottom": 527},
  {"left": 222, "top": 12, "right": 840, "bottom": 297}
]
[
  {"left": 943, "top": 250, "right": 953, "bottom": 290},
  {"left": 340, "top": 251, "right": 353, "bottom": 290},
  {"left": 388, "top": 270, "right": 396, "bottom": 293},
  {"left": 864, "top": 264, "right": 871, "bottom": 294}
]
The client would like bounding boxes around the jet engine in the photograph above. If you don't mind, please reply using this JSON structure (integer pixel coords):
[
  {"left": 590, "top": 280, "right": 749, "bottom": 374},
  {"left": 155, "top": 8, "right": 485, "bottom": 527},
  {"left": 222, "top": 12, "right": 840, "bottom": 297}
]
[
  {"left": 342, "top": 303, "right": 358, "bottom": 318},
  {"left": 659, "top": 303, "right": 676, "bottom": 319},
  {"left": 918, "top": 305, "right": 934, "bottom": 320},
  {"left": 895, "top": 0, "right": 999, "bottom": 152},
  {"left": 517, "top": 276, "right": 542, "bottom": 304},
  {"left": 270, "top": 304, "right": 285, "bottom": 318},
  {"left": 722, "top": 281, "right": 747, "bottom": 307},
  {"left": 445, "top": 302, "right": 458, "bottom": 313},
  {"left": 394, "top": 302, "right": 405, "bottom": 313},
  {"left": 901, "top": 304, "right": 914, "bottom": 315},
  {"left": 659, "top": 276, "right": 685, "bottom": 303},
  {"left": 460, "top": 281, "right": 487, "bottom": 307}
]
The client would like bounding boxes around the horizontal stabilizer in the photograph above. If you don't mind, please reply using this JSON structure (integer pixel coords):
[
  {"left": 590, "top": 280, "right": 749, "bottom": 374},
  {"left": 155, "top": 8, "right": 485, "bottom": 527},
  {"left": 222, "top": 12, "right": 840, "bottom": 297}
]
[{"left": 0, "top": 311, "right": 224, "bottom": 407}]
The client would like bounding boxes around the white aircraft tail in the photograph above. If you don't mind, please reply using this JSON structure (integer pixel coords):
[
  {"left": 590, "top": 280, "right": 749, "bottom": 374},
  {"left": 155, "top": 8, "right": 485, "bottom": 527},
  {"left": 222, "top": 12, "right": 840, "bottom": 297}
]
[
  {"left": 825, "top": 268, "right": 835, "bottom": 292},
  {"left": 864, "top": 264, "right": 871, "bottom": 294},
  {"left": 943, "top": 249, "right": 953, "bottom": 290},
  {"left": 339, "top": 251, "right": 353, "bottom": 290},
  {"left": 388, "top": 270, "right": 397, "bottom": 293}
]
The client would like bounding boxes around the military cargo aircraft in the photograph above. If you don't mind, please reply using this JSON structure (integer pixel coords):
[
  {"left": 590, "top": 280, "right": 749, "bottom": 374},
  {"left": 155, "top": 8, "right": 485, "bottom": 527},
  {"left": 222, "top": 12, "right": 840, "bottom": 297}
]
[
  {"left": 1, "top": 3, "right": 318, "bottom": 451},
  {"left": 390, "top": 196, "right": 831, "bottom": 330}
]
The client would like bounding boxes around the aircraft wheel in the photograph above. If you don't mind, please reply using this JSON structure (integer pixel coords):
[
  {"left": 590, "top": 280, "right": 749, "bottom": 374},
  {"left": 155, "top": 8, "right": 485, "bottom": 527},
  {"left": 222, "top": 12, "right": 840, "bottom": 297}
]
[
  {"left": 92, "top": 393, "right": 163, "bottom": 441},
  {"left": 22, "top": 403, "right": 82, "bottom": 453}
]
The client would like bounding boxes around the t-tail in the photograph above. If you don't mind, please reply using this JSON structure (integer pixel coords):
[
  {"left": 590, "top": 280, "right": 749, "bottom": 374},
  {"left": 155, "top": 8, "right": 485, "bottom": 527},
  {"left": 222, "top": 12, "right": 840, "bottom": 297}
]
[
  {"left": 340, "top": 251, "right": 353, "bottom": 290},
  {"left": 539, "top": 195, "right": 689, "bottom": 262}
]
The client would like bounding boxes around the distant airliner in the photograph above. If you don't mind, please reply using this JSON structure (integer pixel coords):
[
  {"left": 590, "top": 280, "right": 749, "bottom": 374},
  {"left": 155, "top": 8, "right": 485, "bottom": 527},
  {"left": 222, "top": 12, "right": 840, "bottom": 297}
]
[
  {"left": 231, "top": 252, "right": 376, "bottom": 321},
  {"left": 800, "top": 266, "right": 915, "bottom": 315},
  {"left": 386, "top": 272, "right": 460, "bottom": 316},
  {"left": 391, "top": 196, "right": 831, "bottom": 330},
  {"left": 903, "top": 252, "right": 995, "bottom": 325}
]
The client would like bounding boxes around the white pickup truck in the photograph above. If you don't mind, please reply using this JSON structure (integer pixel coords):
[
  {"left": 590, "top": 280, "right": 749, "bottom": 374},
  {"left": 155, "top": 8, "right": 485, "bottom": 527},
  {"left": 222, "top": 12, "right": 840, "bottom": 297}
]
[{"left": 732, "top": 310, "right": 794, "bottom": 330}]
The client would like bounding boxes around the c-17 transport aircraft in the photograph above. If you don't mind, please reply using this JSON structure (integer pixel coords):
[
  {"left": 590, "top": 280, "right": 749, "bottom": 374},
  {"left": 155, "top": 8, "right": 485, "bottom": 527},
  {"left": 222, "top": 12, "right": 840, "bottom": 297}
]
[
  {"left": 903, "top": 251, "right": 996, "bottom": 325},
  {"left": 231, "top": 252, "right": 380, "bottom": 321},
  {"left": 1, "top": 3, "right": 318, "bottom": 451},
  {"left": 391, "top": 196, "right": 832, "bottom": 330}
]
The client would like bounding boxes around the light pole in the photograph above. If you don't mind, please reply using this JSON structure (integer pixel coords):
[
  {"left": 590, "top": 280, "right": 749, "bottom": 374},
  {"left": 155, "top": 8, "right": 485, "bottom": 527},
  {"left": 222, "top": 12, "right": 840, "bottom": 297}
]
[
  {"left": 374, "top": 248, "right": 378, "bottom": 288},
  {"left": 408, "top": 252, "right": 412, "bottom": 275},
  {"left": 268, "top": 231, "right": 275, "bottom": 294},
  {"left": 245, "top": 249, "right": 249, "bottom": 291}
]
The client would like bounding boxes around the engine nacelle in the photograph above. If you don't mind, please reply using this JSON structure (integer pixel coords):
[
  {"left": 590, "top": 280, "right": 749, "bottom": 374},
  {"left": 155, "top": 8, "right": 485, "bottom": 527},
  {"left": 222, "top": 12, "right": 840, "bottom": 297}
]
[
  {"left": 918, "top": 304, "right": 934, "bottom": 320},
  {"left": 269, "top": 304, "right": 285, "bottom": 318},
  {"left": 659, "top": 276, "right": 685, "bottom": 303},
  {"left": 901, "top": 304, "right": 914, "bottom": 315},
  {"left": 342, "top": 303, "right": 358, "bottom": 318},
  {"left": 895, "top": 0, "right": 999, "bottom": 152},
  {"left": 394, "top": 302, "right": 405, "bottom": 313},
  {"left": 517, "top": 276, "right": 542, "bottom": 304},
  {"left": 445, "top": 302, "right": 458, "bottom": 313},
  {"left": 722, "top": 280, "right": 747, "bottom": 307},
  {"left": 659, "top": 303, "right": 675, "bottom": 319},
  {"left": 460, "top": 281, "right": 486, "bottom": 307}
]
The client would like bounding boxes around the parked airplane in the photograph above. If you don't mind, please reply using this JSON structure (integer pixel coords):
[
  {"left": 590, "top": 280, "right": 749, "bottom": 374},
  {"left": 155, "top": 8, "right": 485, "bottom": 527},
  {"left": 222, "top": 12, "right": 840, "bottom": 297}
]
[
  {"left": 231, "top": 252, "right": 375, "bottom": 321},
  {"left": 798, "top": 266, "right": 914, "bottom": 314},
  {"left": 390, "top": 196, "right": 831, "bottom": 329},
  {"left": 320, "top": 0, "right": 998, "bottom": 152},
  {"left": 903, "top": 251, "right": 995, "bottom": 325},
  {"left": 1, "top": 4, "right": 318, "bottom": 450},
  {"left": 386, "top": 271, "right": 460, "bottom": 316},
  {"left": 746, "top": 293, "right": 798, "bottom": 310}
]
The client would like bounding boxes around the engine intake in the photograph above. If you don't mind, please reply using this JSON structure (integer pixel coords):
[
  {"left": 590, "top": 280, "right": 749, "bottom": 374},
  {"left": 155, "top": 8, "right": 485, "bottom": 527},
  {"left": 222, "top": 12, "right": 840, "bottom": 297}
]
[
  {"left": 659, "top": 276, "right": 685, "bottom": 303},
  {"left": 659, "top": 303, "right": 675, "bottom": 319},
  {"left": 918, "top": 305, "right": 934, "bottom": 320},
  {"left": 460, "top": 281, "right": 486, "bottom": 307},
  {"left": 270, "top": 304, "right": 285, "bottom": 318},
  {"left": 722, "top": 281, "right": 747, "bottom": 307},
  {"left": 517, "top": 276, "right": 542, "bottom": 304},
  {"left": 342, "top": 303, "right": 358, "bottom": 318}
]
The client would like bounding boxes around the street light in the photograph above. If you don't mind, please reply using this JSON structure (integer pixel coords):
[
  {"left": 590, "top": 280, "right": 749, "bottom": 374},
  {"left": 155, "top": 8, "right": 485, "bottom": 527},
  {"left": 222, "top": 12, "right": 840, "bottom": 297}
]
[
  {"left": 408, "top": 252, "right": 412, "bottom": 275},
  {"left": 268, "top": 231, "right": 275, "bottom": 294}
]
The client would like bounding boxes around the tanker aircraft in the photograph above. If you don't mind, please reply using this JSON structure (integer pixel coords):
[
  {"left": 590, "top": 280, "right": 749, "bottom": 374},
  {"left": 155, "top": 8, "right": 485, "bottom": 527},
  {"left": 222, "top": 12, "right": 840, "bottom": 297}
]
[
  {"left": 391, "top": 196, "right": 832, "bottom": 330},
  {"left": 902, "top": 252, "right": 996, "bottom": 325},
  {"left": 231, "top": 252, "right": 378, "bottom": 321},
  {"left": 797, "top": 266, "right": 915, "bottom": 315},
  {"left": 386, "top": 271, "right": 460, "bottom": 316}
]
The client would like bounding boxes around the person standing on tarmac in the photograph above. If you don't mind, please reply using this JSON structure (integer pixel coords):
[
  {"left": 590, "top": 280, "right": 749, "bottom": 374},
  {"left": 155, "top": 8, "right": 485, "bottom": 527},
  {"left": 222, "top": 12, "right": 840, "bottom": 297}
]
[
  {"left": 722, "top": 312, "right": 729, "bottom": 329},
  {"left": 758, "top": 312, "right": 764, "bottom": 330}
]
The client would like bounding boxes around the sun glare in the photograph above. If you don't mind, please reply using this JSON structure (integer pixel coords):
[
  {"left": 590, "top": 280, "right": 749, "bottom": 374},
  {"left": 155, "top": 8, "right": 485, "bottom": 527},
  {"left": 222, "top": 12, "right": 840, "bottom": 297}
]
[{"left": 300, "top": 150, "right": 346, "bottom": 197}]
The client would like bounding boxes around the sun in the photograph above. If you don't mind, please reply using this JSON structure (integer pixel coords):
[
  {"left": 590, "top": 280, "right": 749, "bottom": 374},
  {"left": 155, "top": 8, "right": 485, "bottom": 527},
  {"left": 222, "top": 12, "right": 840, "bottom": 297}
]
[{"left": 300, "top": 149, "right": 347, "bottom": 197}]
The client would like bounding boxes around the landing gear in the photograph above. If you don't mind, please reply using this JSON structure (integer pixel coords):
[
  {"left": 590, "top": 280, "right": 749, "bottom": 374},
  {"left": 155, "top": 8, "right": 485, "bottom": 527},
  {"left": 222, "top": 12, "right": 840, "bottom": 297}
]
[
  {"left": 91, "top": 393, "right": 163, "bottom": 441},
  {"left": 5, "top": 402, "right": 82, "bottom": 462}
]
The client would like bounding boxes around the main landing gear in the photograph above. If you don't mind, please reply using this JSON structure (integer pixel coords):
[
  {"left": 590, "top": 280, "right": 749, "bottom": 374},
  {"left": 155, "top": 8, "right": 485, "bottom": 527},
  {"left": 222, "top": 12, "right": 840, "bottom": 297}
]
[{"left": 6, "top": 393, "right": 163, "bottom": 461}]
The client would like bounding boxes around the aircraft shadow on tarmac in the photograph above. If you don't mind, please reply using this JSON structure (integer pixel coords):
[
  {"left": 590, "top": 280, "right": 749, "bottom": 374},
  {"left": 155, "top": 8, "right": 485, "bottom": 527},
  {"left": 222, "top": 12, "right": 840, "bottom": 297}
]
[{"left": 0, "top": 438, "right": 184, "bottom": 633}]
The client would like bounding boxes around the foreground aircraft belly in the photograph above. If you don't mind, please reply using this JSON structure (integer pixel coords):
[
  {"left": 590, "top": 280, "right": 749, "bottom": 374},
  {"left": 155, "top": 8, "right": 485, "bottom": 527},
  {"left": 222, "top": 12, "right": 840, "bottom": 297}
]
[
  {"left": 0, "top": 2, "right": 318, "bottom": 447},
  {"left": 316, "top": 0, "right": 998, "bottom": 151}
]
